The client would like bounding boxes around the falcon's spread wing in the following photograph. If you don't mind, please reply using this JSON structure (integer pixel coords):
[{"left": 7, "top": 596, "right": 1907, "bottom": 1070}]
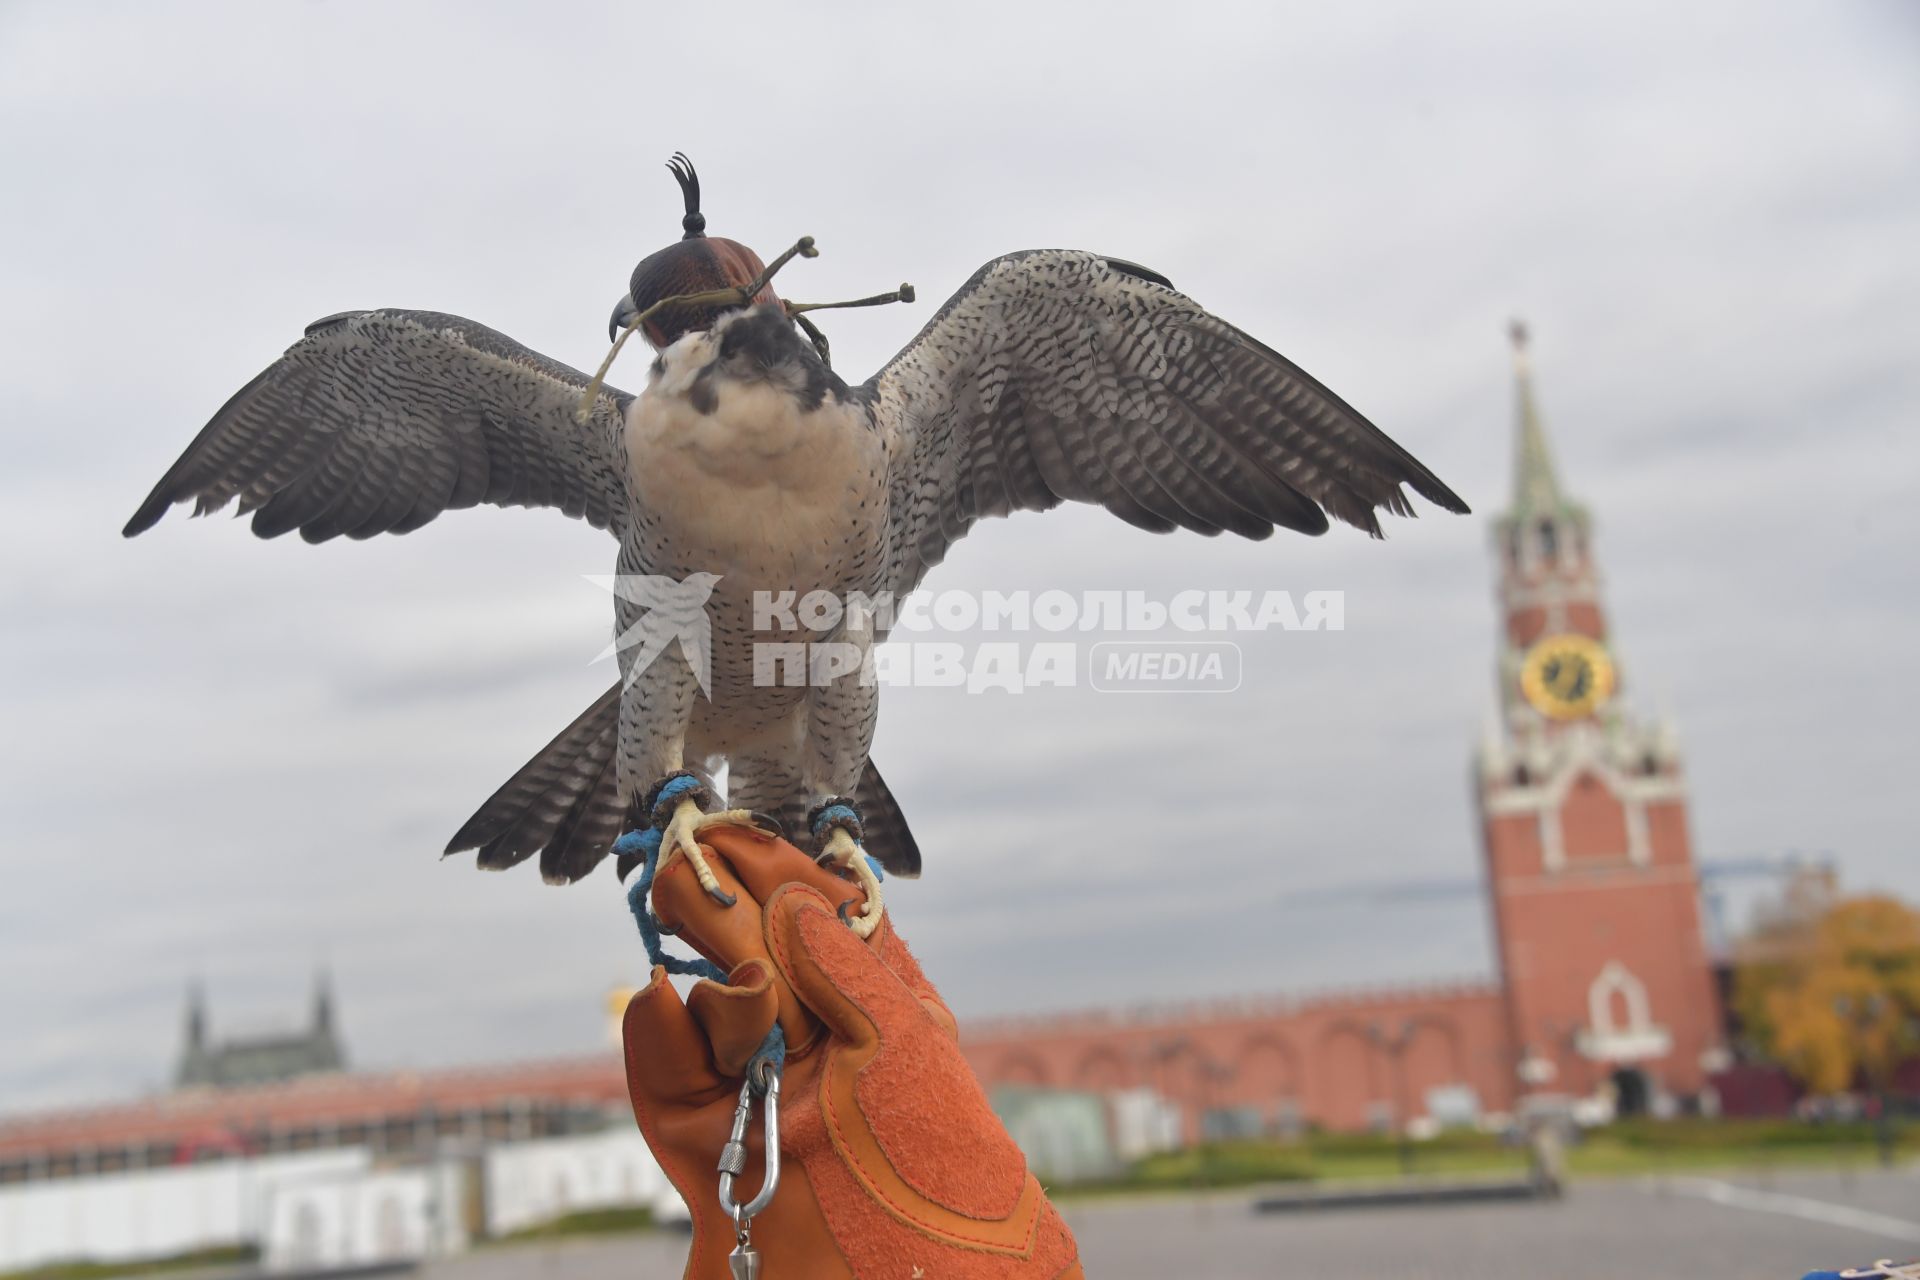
[
  {"left": 866, "top": 250, "right": 1469, "bottom": 596},
  {"left": 124, "top": 310, "right": 632, "bottom": 543}
]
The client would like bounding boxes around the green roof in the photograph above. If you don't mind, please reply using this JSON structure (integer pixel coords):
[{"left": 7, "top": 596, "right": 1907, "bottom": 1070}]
[{"left": 1506, "top": 321, "right": 1584, "bottom": 522}]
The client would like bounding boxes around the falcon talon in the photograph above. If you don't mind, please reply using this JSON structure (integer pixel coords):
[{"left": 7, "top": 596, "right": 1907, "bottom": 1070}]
[
  {"left": 813, "top": 806, "right": 883, "bottom": 939},
  {"left": 654, "top": 786, "right": 762, "bottom": 908}
]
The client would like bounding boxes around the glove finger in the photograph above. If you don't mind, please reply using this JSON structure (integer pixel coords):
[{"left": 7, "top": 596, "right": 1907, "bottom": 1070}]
[
  {"left": 762, "top": 883, "right": 920, "bottom": 1051},
  {"left": 654, "top": 847, "right": 829, "bottom": 1058},
  {"left": 687, "top": 958, "right": 782, "bottom": 1078},
  {"left": 702, "top": 825, "right": 866, "bottom": 920},
  {"left": 651, "top": 842, "right": 763, "bottom": 973},
  {"left": 762, "top": 884, "right": 1038, "bottom": 1231},
  {"left": 694, "top": 832, "right": 920, "bottom": 1013},
  {"left": 873, "top": 928, "right": 959, "bottom": 1041},
  {"left": 621, "top": 965, "right": 724, "bottom": 1105}
]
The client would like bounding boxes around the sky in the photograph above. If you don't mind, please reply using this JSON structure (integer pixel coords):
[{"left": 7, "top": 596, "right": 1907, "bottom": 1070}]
[{"left": 1, "top": 0, "right": 1915, "bottom": 1113}]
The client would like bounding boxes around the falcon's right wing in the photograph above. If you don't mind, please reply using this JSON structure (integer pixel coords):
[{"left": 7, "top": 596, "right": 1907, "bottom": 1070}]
[
  {"left": 125, "top": 310, "right": 633, "bottom": 543},
  {"left": 864, "top": 250, "right": 1469, "bottom": 598}
]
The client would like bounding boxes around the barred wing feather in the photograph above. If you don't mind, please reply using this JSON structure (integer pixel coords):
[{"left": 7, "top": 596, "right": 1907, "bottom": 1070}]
[
  {"left": 865, "top": 250, "right": 1468, "bottom": 598},
  {"left": 125, "top": 310, "right": 632, "bottom": 544}
]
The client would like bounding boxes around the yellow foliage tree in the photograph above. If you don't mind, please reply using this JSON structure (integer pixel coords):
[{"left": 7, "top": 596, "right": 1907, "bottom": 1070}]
[{"left": 1735, "top": 894, "right": 1920, "bottom": 1095}]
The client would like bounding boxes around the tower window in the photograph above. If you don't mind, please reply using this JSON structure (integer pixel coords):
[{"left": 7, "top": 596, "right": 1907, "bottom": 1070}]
[{"left": 1537, "top": 519, "right": 1558, "bottom": 563}]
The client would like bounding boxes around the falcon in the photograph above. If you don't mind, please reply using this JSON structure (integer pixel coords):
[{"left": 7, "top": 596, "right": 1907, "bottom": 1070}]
[{"left": 125, "top": 154, "right": 1468, "bottom": 937}]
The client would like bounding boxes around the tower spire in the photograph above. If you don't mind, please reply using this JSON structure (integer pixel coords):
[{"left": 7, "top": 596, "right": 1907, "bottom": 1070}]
[
  {"left": 185, "top": 978, "right": 206, "bottom": 1050},
  {"left": 1508, "top": 320, "right": 1569, "bottom": 518},
  {"left": 312, "top": 966, "right": 333, "bottom": 1033}
]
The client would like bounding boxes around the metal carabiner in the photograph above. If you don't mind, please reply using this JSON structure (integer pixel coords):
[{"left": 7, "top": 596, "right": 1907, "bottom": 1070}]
[{"left": 717, "top": 1067, "right": 782, "bottom": 1224}]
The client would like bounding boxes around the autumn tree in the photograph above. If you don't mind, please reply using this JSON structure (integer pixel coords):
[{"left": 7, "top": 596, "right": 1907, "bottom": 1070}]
[{"left": 1735, "top": 894, "right": 1920, "bottom": 1096}]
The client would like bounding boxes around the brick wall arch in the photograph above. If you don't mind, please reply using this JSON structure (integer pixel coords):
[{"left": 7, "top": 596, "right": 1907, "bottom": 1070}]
[
  {"left": 1316, "top": 1022, "right": 1383, "bottom": 1131},
  {"left": 993, "top": 1051, "right": 1052, "bottom": 1087},
  {"left": 1238, "top": 1034, "right": 1303, "bottom": 1131},
  {"left": 1074, "top": 1046, "right": 1134, "bottom": 1093},
  {"left": 1142, "top": 1039, "right": 1226, "bottom": 1142},
  {"left": 959, "top": 984, "right": 1516, "bottom": 1133},
  {"left": 1401, "top": 1014, "right": 1467, "bottom": 1115},
  {"left": 1238, "top": 1036, "right": 1300, "bottom": 1092},
  {"left": 1401, "top": 1014, "right": 1463, "bottom": 1077}
]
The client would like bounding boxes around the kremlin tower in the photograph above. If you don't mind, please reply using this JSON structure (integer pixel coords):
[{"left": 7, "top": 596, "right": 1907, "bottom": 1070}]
[{"left": 1477, "top": 322, "right": 1726, "bottom": 1113}]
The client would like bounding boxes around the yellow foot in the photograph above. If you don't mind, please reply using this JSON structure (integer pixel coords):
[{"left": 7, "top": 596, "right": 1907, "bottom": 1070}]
[
  {"left": 658, "top": 798, "right": 764, "bottom": 906},
  {"left": 819, "top": 826, "right": 885, "bottom": 938}
]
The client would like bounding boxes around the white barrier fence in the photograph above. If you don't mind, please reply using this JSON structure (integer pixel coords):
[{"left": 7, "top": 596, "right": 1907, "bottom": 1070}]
[
  {"left": 480, "top": 1127, "right": 686, "bottom": 1237},
  {"left": 0, "top": 1150, "right": 368, "bottom": 1273},
  {"left": 0, "top": 1129, "right": 688, "bottom": 1272},
  {"left": 260, "top": 1162, "right": 466, "bottom": 1270}
]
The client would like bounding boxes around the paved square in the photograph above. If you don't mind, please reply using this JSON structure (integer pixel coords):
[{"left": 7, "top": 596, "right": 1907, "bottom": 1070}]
[{"left": 429, "top": 1165, "right": 1920, "bottom": 1279}]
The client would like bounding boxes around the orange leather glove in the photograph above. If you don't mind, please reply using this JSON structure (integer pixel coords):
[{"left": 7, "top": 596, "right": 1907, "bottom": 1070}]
[{"left": 622, "top": 825, "right": 1084, "bottom": 1280}]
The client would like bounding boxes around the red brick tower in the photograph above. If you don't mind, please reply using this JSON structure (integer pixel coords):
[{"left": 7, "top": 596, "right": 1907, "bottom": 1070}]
[{"left": 1476, "top": 323, "right": 1725, "bottom": 1116}]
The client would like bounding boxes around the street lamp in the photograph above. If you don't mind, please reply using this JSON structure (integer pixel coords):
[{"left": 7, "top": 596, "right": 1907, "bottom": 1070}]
[
  {"left": 1198, "top": 1059, "right": 1236, "bottom": 1142},
  {"left": 1369, "top": 1021, "right": 1419, "bottom": 1176},
  {"left": 1833, "top": 993, "right": 1894, "bottom": 1168},
  {"left": 1145, "top": 1037, "right": 1194, "bottom": 1150}
]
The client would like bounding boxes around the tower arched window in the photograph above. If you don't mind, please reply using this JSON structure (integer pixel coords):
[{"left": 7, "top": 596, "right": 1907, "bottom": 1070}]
[
  {"left": 1537, "top": 519, "right": 1558, "bottom": 564},
  {"left": 1588, "top": 962, "right": 1653, "bottom": 1038}
]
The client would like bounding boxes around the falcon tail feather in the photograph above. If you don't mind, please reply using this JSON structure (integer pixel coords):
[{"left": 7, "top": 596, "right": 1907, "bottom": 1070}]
[
  {"left": 444, "top": 683, "right": 628, "bottom": 884},
  {"left": 854, "top": 757, "right": 922, "bottom": 879},
  {"left": 446, "top": 684, "right": 923, "bottom": 883}
]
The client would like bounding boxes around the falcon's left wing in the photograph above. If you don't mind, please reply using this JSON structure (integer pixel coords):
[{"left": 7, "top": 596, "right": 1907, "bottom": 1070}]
[
  {"left": 864, "top": 250, "right": 1468, "bottom": 598},
  {"left": 124, "top": 310, "right": 633, "bottom": 544}
]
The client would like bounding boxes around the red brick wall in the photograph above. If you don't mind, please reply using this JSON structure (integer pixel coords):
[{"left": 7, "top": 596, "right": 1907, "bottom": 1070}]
[
  {"left": 1564, "top": 602, "right": 1605, "bottom": 640},
  {"left": 1507, "top": 606, "right": 1547, "bottom": 650},
  {"left": 1561, "top": 773, "right": 1630, "bottom": 861},
  {"left": 962, "top": 985, "right": 1516, "bottom": 1140}
]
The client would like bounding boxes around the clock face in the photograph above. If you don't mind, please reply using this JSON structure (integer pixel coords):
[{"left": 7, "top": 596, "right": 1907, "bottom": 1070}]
[{"left": 1520, "top": 633, "right": 1616, "bottom": 720}]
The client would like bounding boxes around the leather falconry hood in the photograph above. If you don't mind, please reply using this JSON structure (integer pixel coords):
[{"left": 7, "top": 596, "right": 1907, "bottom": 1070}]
[{"left": 625, "top": 152, "right": 779, "bottom": 349}]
